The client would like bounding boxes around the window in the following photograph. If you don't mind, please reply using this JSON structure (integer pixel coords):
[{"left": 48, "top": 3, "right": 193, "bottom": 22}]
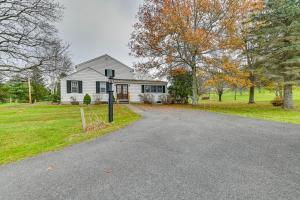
[
  {"left": 96, "top": 81, "right": 107, "bottom": 93},
  {"left": 157, "top": 86, "right": 163, "bottom": 93},
  {"left": 145, "top": 85, "right": 151, "bottom": 93},
  {"left": 71, "top": 81, "right": 79, "bottom": 93},
  {"left": 143, "top": 85, "right": 165, "bottom": 93},
  {"left": 151, "top": 85, "right": 157, "bottom": 93},
  {"left": 100, "top": 82, "right": 106, "bottom": 93}
]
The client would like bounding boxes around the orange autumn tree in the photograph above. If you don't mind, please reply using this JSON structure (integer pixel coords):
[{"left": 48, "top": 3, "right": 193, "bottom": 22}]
[
  {"left": 130, "top": 0, "right": 258, "bottom": 105},
  {"left": 224, "top": 0, "right": 264, "bottom": 104},
  {"left": 205, "top": 56, "right": 250, "bottom": 101}
]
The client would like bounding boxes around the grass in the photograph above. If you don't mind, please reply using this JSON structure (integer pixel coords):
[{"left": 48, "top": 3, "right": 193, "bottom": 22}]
[
  {"left": 143, "top": 87, "right": 300, "bottom": 125},
  {"left": 206, "top": 87, "right": 300, "bottom": 103},
  {"left": 197, "top": 87, "right": 300, "bottom": 124},
  {"left": 0, "top": 103, "right": 140, "bottom": 165}
]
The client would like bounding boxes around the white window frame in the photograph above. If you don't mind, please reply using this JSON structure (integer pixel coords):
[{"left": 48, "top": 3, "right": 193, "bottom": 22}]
[
  {"left": 100, "top": 82, "right": 107, "bottom": 93},
  {"left": 71, "top": 81, "right": 79, "bottom": 93}
]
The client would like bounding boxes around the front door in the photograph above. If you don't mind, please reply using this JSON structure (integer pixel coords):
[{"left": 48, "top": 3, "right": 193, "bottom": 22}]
[{"left": 116, "top": 84, "right": 128, "bottom": 101}]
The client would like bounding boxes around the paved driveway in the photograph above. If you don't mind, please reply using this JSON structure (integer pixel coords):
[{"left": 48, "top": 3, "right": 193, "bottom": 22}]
[{"left": 1, "top": 106, "right": 300, "bottom": 200}]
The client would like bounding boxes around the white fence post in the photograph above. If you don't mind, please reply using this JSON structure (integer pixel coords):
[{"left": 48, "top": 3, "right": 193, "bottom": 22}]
[{"left": 80, "top": 107, "right": 86, "bottom": 131}]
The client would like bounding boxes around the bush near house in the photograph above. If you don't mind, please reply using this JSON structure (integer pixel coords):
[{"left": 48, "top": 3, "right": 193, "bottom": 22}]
[
  {"left": 70, "top": 97, "right": 79, "bottom": 105},
  {"left": 83, "top": 94, "right": 91, "bottom": 105},
  {"left": 139, "top": 94, "right": 154, "bottom": 104},
  {"left": 52, "top": 93, "right": 61, "bottom": 103},
  {"left": 168, "top": 68, "right": 192, "bottom": 104}
]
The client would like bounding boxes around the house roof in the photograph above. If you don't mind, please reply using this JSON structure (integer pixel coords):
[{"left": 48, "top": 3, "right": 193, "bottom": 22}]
[
  {"left": 61, "top": 68, "right": 167, "bottom": 84},
  {"left": 62, "top": 67, "right": 105, "bottom": 79},
  {"left": 75, "top": 54, "right": 134, "bottom": 72}
]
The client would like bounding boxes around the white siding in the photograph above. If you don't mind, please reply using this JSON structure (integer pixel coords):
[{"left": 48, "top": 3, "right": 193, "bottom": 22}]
[
  {"left": 61, "top": 68, "right": 109, "bottom": 103},
  {"left": 76, "top": 55, "right": 134, "bottom": 79},
  {"left": 129, "top": 84, "right": 143, "bottom": 102}
]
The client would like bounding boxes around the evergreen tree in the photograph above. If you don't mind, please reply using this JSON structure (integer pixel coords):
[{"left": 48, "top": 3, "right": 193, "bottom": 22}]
[
  {"left": 252, "top": 0, "right": 300, "bottom": 109},
  {"left": 168, "top": 68, "right": 193, "bottom": 104},
  {"left": 0, "top": 83, "right": 9, "bottom": 103},
  {"left": 8, "top": 77, "right": 28, "bottom": 103},
  {"left": 31, "top": 67, "right": 50, "bottom": 102}
]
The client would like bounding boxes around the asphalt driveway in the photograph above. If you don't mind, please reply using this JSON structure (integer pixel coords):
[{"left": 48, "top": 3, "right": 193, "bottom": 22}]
[{"left": 1, "top": 106, "right": 300, "bottom": 200}]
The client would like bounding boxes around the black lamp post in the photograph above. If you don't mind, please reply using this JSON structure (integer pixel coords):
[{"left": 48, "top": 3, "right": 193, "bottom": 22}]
[{"left": 105, "top": 69, "right": 115, "bottom": 123}]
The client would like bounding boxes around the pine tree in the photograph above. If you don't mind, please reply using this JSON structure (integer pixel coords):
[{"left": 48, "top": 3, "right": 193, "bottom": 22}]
[
  {"left": 252, "top": 0, "right": 300, "bottom": 109},
  {"left": 30, "top": 67, "right": 49, "bottom": 102}
]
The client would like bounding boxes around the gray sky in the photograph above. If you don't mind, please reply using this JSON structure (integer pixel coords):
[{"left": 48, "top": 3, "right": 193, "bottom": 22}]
[{"left": 57, "top": 0, "right": 142, "bottom": 67}]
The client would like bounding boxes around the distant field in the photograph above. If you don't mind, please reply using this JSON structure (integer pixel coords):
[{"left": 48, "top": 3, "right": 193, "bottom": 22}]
[
  {"left": 205, "top": 87, "right": 300, "bottom": 103},
  {"left": 0, "top": 103, "right": 140, "bottom": 165}
]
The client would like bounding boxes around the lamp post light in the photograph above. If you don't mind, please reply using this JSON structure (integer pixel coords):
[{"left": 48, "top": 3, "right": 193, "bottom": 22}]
[{"left": 105, "top": 69, "right": 115, "bottom": 123}]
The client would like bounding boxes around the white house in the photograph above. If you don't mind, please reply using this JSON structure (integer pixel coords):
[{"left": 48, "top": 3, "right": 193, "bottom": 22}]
[{"left": 60, "top": 54, "right": 168, "bottom": 104}]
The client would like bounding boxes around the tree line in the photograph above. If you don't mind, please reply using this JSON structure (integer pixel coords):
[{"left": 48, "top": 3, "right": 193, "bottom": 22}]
[
  {"left": 0, "top": 0, "right": 72, "bottom": 103},
  {"left": 130, "top": 0, "right": 300, "bottom": 109}
]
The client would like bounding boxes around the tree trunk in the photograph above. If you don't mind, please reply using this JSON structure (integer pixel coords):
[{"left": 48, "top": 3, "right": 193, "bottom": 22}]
[
  {"left": 249, "top": 73, "right": 255, "bottom": 104},
  {"left": 191, "top": 56, "right": 198, "bottom": 105},
  {"left": 217, "top": 88, "right": 223, "bottom": 102},
  {"left": 218, "top": 93, "right": 222, "bottom": 102},
  {"left": 28, "top": 77, "right": 32, "bottom": 104},
  {"left": 234, "top": 87, "right": 237, "bottom": 100},
  {"left": 283, "top": 83, "right": 293, "bottom": 109},
  {"left": 279, "top": 84, "right": 283, "bottom": 98},
  {"left": 249, "top": 86, "right": 255, "bottom": 104}
]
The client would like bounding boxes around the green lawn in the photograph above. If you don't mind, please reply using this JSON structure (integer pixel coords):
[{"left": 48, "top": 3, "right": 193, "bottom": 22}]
[
  {"left": 173, "top": 100, "right": 300, "bottom": 124},
  {"left": 0, "top": 103, "right": 140, "bottom": 165},
  {"left": 207, "top": 87, "right": 300, "bottom": 102},
  {"left": 178, "top": 87, "right": 300, "bottom": 125}
]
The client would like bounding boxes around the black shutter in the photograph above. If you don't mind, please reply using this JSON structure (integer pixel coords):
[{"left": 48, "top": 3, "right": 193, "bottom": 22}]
[
  {"left": 105, "top": 69, "right": 108, "bottom": 77},
  {"left": 78, "top": 81, "right": 83, "bottom": 93},
  {"left": 163, "top": 85, "right": 166, "bottom": 93},
  {"left": 141, "top": 85, "right": 144, "bottom": 93},
  {"left": 112, "top": 70, "right": 115, "bottom": 78},
  {"left": 96, "top": 81, "right": 100, "bottom": 93},
  {"left": 67, "top": 80, "right": 71, "bottom": 93}
]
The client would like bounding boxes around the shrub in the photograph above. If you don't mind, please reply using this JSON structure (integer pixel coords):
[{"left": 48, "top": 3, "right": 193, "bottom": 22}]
[
  {"left": 168, "top": 68, "right": 192, "bottom": 104},
  {"left": 159, "top": 94, "right": 168, "bottom": 104},
  {"left": 52, "top": 94, "right": 60, "bottom": 103},
  {"left": 83, "top": 94, "right": 91, "bottom": 105},
  {"left": 271, "top": 96, "right": 283, "bottom": 107},
  {"left": 139, "top": 94, "right": 154, "bottom": 104},
  {"left": 201, "top": 96, "right": 210, "bottom": 100},
  {"left": 70, "top": 96, "right": 79, "bottom": 105},
  {"left": 159, "top": 94, "right": 175, "bottom": 104}
]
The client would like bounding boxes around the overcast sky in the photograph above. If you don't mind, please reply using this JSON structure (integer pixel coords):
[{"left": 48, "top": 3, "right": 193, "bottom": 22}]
[{"left": 57, "top": 0, "right": 143, "bottom": 67}]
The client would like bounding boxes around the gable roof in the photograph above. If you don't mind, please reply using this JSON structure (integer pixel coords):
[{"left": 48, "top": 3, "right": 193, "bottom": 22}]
[
  {"left": 62, "top": 67, "right": 106, "bottom": 79},
  {"left": 75, "top": 54, "right": 134, "bottom": 72}
]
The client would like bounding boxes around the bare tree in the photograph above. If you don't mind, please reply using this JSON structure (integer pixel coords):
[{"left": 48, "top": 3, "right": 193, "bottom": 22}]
[
  {"left": 0, "top": 0, "right": 64, "bottom": 73},
  {"left": 44, "top": 41, "right": 73, "bottom": 93}
]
